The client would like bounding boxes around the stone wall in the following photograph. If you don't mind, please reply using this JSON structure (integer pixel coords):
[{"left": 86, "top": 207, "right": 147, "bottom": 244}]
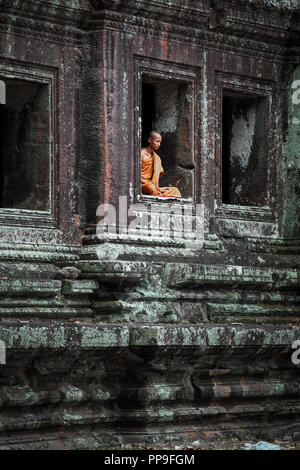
[{"left": 0, "top": 0, "right": 299, "bottom": 449}]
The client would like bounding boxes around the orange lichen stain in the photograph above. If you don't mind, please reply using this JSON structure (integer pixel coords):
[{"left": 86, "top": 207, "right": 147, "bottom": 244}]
[
  {"left": 161, "top": 39, "right": 168, "bottom": 60},
  {"left": 75, "top": 214, "right": 81, "bottom": 227}
]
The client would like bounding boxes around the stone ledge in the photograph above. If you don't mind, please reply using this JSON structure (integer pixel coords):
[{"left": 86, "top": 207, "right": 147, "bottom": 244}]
[
  {"left": 165, "top": 264, "right": 300, "bottom": 289},
  {"left": 0, "top": 323, "right": 129, "bottom": 349},
  {"left": 0, "top": 243, "right": 80, "bottom": 262},
  {"left": 0, "top": 323, "right": 298, "bottom": 350},
  {"left": 0, "top": 280, "right": 62, "bottom": 297}
]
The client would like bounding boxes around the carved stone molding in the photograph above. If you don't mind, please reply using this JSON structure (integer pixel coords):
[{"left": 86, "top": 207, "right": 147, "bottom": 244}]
[
  {"left": 0, "top": 0, "right": 297, "bottom": 54},
  {"left": 0, "top": 322, "right": 299, "bottom": 448}
]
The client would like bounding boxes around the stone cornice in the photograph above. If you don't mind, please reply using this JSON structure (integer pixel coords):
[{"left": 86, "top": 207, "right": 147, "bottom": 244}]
[
  {"left": 0, "top": 0, "right": 298, "bottom": 55},
  {"left": 89, "top": 0, "right": 294, "bottom": 40},
  {"left": 0, "top": 0, "right": 91, "bottom": 45},
  {"left": 88, "top": 10, "right": 290, "bottom": 62},
  {"left": 0, "top": 0, "right": 92, "bottom": 27},
  {"left": 88, "top": 0, "right": 299, "bottom": 55},
  {"left": 90, "top": 0, "right": 297, "bottom": 14}
]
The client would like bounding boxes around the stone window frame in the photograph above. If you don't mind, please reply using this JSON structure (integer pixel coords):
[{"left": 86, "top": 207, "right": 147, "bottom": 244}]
[
  {"left": 0, "top": 61, "right": 57, "bottom": 228},
  {"left": 214, "top": 71, "right": 276, "bottom": 224},
  {"left": 134, "top": 56, "right": 199, "bottom": 205}
]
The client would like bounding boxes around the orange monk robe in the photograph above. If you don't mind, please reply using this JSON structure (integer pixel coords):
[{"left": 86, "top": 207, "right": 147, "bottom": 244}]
[{"left": 141, "top": 149, "right": 181, "bottom": 198}]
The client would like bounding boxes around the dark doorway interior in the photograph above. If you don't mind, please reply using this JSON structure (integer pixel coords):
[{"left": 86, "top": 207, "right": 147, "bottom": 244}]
[
  {"left": 222, "top": 89, "right": 268, "bottom": 207},
  {"left": 141, "top": 75, "right": 194, "bottom": 199},
  {"left": 0, "top": 79, "right": 50, "bottom": 211}
]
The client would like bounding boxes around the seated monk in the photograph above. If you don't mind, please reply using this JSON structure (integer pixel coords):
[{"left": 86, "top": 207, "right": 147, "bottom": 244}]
[{"left": 141, "top": 131, "right": 181, "bottom": 198}]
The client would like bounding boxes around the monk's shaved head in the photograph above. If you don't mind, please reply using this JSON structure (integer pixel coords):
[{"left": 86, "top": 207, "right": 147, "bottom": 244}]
[{"left": 149, "top": 130, "right": 161, "bottom": 139}]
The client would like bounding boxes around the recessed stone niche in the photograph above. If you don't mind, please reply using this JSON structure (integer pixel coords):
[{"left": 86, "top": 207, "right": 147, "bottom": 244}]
[
  {"left": 222, "top": 89, "right": 268, "bottom": 207},
  {"left": 0, "top": 78, "right": 51, "bottom": 211},
  {"left": 141, "top": 75, "right": 194, "bottom": 200}
]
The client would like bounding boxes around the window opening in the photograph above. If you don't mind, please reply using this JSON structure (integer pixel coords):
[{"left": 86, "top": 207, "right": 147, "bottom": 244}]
[
  {"left": 141, "top": 75, "right": 194, "bottom": 199},
  {"left": 0, "top": 78, "right": 50, "bottom": 211},
  {"left": 222, "top": 89, "right": 268, "bottom": 207}
]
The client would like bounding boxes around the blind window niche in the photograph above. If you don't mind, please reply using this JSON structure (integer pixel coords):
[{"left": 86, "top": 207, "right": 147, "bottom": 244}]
[
  {"left": 141, "top": 74, "right": 194, "bottom": 200},
  {"left": 222, "top": 89, "right": 269, "bottom": 207},
  {"left": 0, "top": 77, "right": 51, "bottom": 212}
]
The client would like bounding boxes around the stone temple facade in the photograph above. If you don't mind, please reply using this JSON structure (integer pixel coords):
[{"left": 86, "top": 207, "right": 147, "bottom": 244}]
[{"left": 0, "top": 0, "right": 299, "bottom": 449}]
